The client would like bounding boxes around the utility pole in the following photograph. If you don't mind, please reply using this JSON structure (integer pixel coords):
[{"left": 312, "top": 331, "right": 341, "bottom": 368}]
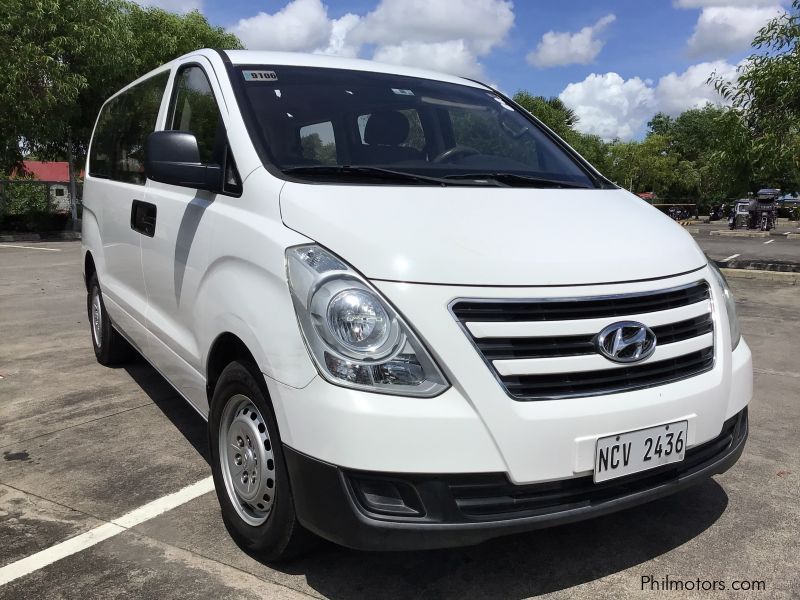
[{"left": 66, "top": 133, "right": 78, "bottom": 230}]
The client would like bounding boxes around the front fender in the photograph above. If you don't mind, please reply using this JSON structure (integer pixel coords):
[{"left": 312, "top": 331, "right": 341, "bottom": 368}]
[{"left": 195, "top": 255, "right": 317, "bottom": 390}]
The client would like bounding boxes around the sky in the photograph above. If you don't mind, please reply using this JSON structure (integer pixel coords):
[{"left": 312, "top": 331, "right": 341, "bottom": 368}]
[{"left": 138, "top": 0, "right": 790, "bottom": 140}]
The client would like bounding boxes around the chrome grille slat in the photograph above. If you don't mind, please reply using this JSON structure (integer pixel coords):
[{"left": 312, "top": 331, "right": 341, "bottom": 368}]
[
  {"left": 453, "top": 282, "right": 710, "bottom": 322},
  {"left": 476, "top": 314, "right": 714, "bottom": 361},
  {"left": 451, "top": 280, "right": 715, "bottom": 400}
]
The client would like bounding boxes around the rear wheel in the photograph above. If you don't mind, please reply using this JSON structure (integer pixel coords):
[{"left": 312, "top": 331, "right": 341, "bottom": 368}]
[
  {"left": 87, "top": 273, "right": 132, "bottom": 366},
  {"left": 209, "top": 360, "right": 315, "bottom": 560}
]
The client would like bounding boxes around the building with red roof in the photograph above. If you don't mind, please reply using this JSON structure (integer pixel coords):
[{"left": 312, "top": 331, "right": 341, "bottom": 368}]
[
  {"left": 6, "top": 161, "right": 75, "bottom": 211},
  {"left": 18, "top": 161, "right": 71, "bottom": 182}
]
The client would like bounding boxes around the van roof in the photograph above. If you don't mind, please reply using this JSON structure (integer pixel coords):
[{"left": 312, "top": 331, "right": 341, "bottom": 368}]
[
  {"left": 103, "top": 48, "right": 488, "bottom": 108},
  {"left": 220, "top": 49, "right": 486, "bottom": 89}
]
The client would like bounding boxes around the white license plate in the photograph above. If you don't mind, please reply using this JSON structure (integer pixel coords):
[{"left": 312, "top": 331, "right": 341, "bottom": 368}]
[{"left": 594, "top": 421, "right": 688, "bottom": 483}]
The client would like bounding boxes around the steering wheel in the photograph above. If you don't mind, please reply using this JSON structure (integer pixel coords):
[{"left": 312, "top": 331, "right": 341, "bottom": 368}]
[{"left": 432, "top": 145, "right": 480, "bottom": 164}]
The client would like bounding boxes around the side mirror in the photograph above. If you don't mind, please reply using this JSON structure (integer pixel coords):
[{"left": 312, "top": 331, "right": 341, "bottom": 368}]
[{"left": 144, "top": 131, "right": 223, "bottom": 192}]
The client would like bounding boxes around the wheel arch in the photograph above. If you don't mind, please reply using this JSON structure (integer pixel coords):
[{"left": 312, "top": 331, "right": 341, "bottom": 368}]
[
  {"left": 84, "top": 251, "right": 97, "bottom": 291},
  {"left": 206, "top": 331, "right": 259, "bottom": 403}
]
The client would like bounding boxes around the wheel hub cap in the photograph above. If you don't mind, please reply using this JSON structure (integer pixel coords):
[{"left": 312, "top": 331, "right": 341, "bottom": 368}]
[
  {"left": 91, "top": 289, "right": 102, "bottom": 348},
  {"left": 218, "top": 395, "right": 276, "bottom": 526}
]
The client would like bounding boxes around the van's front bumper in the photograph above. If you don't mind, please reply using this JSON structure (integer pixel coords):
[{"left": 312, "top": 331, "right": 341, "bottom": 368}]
[{"left": 285, "top": 407, "right": 747, "bottom": 551}]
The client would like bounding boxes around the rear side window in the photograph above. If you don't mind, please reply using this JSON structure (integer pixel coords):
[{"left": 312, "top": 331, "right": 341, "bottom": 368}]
[
  {"left": 299, "top": 121, "right": 336, "bottom": 164},
  {"left": 89, "top": 72, "right": 169, "bottom": 185}
]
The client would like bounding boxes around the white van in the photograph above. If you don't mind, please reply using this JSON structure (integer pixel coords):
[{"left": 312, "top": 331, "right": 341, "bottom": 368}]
[{"left": 82, "top": 49, "right": 751, "bottom": 559}]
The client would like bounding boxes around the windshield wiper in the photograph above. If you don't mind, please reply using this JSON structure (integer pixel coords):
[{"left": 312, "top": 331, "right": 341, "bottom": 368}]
[
  {"left": 282, "top": 165, "right": 500, "bottom": 186},
  {"left": 444, "top": 172, "right": 591, "bottom": 189}
]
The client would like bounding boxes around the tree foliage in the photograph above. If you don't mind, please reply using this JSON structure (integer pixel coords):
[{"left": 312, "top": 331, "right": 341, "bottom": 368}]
[
  {"left": 0, "top": 0, "right": 242, "bottom": 174},
  {"left": 712, "top": 0, "right": 800, "bottom": 192}
]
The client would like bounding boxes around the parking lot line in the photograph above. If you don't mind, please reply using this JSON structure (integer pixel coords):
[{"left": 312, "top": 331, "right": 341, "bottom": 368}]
[
  {"left": 722, "top": 253, "right": 741, "bottom": 262},
  {"left": 0, "top": 476, "right": 214, "bottom": 587},
  {"left": 0, "top": 244, "right": 61, "bottom": 252}
]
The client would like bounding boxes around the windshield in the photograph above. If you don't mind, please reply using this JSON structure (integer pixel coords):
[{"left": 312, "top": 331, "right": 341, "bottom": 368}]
[{"left": 237, "top": 66, "right": 597, "bottom": 188}]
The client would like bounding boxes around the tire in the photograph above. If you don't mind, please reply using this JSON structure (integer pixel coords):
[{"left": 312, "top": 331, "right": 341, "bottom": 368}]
[
  {"left": 87, "top": 273, "right": 132, "bottom": 366},
  {"left": 209, "top": 360, "right": 315, "bottom": 561}
]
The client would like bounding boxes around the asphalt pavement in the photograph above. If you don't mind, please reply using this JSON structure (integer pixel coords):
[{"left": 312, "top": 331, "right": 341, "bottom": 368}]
[
  {"left": 690, "top": 220, "right": 800, "bottom": 270},
  {"left": 0, "top": 241, "right": 798, "bottom": 599}
]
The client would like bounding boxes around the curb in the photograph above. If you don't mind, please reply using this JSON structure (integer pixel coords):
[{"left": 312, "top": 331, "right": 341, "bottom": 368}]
[
  {"left": 0, "top": 231, "right": 81, "bottom": 242},
  {"left": 714, "top": 258, "right": 800, "bottom": 273},
  {"left": 710, "top": 230, "right": 770, "bottom": 238},
  {"left": 721, "top": 268, "right": 800, "bottom": 285}
]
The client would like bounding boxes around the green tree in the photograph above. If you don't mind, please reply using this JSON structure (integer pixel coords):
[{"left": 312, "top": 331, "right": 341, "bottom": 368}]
[
  {"left": 647, "top": 113, "right": 674, "bottom": 137},
  {"left": 712, "top": 0, "right": 800, "bottom": 191},
  {"left": 513, "top": 91, "right": 578, "bottom": 140},
  {"left": 0, "top": 0, "right": 242, "bottom": 176}
]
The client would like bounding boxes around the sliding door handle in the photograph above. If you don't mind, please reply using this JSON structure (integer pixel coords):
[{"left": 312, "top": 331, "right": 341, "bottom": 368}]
[{"left": 131, "top": 200, "right": 157, "bottom": 237}]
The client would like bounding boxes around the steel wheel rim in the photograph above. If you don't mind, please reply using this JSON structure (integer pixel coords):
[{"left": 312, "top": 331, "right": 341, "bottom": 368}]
[
  {"left": 91, "top": 288, "right": 103, "bottom": 348},
  {"left": 218, "top": 394, "right": 276, "bottom": 526}
]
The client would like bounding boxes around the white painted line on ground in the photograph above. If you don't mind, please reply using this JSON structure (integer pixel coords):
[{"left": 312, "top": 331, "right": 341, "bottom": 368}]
[
  {"left": 0, "top": 244, "right": 61, "bottom": 252},
  {"left": 721, "top": 254, "right": 741, "bottom": 262},
  {"left": 763, "top": 239, "right": 774, "bottom": 244},
  {"left": 0, "top": 476, "right": 214, "bottom": 587}
]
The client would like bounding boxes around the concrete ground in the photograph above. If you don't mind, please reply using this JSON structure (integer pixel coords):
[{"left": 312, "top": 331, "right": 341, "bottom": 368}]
[
  {"left": 0, "top": 240, "right": 798, "bottom": 599},
  {"left": 688, "top": 219, "right": 800, "bottom": 269}
]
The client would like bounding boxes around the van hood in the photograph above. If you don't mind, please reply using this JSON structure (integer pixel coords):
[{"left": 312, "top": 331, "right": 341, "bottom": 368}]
[{"left": 279, "top": 183, "right": 707, "bottom": 286}]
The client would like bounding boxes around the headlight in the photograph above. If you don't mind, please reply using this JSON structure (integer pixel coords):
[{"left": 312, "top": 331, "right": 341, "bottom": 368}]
[
  {"left": 287, "top": 245, "right": 449, "bottom": 396},
  {"left": 708, "top": 261, "right": 741, "bottom": 350}
]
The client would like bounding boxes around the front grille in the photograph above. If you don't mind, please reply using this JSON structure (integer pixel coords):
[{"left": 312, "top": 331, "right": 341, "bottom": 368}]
[
  {"left": 452, "top": 282, "right": 710, "bottom": 322},
  {"left": 451, "top": 280, "right": 715, "bottom": 400},
  {"left": 477, "top": 314, "right": 714, "bottom": 360},
  {"left": 449, "top": 408, "right": 747, "bottom": 520},
  {"left": 502, "top": 348, "right": 714, "bottom": 399}
]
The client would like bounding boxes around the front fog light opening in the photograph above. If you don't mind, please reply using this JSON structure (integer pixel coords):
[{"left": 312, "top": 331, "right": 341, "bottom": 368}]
[
  {"left": 287, "top": 244, "right": 449, "bottom": 397},
  {"left": 350, "top": 476, "right": 425, "bottom": 517}
]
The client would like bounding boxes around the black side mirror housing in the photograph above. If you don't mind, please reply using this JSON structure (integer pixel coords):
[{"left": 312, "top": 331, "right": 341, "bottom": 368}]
[{"left": 144, "top": 131, "right": 223, "bottom": 192}]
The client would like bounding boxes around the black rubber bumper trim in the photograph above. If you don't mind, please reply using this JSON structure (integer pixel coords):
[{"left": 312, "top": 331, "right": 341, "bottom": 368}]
[{"left": 284, "top": 411, "right": 748, "bottom": 551}]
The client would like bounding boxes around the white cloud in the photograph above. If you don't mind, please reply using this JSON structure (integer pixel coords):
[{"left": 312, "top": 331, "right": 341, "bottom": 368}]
[
  {"left": 655, "top": 60, "right": 738, "bottom": 114},
  {"left": 686, "top": 5, "right": 784, "bottom": 57},
  {"left": 230, "top": 0, "right": 332, "bottom": 52},
  {"left": 317, "top": 13, "right": 361, "bottom": 57},
  {"left": 135, "top": 0, "right": 201, "bottom": 11},
  {"left": 373, "top": 40, "right": 484, "bottom": 78},
  {"left": 559, "top": 61, "right": 738, "bottom": 140},
  {"left": 229, "top": 0, "right": 514, "bottom": 77},
  {"left": 527, "top": 14, "right": 616, "bottom": 68},
  {"left": 559, "top": 73, "right": 656, "bottom": 140},
  {"left": 350, "top": 0, "right": 514, "bottom": 54}
]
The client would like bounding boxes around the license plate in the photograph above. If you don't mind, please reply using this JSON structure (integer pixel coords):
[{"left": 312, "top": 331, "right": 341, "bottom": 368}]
[{"left": 594, "top": 421, "right": 688, "bottom": 483}]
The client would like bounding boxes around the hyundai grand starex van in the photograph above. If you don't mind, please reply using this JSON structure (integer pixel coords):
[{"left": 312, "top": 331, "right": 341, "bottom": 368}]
[{"left": 82, "top": 49, "right": 751, "bottom": 559}]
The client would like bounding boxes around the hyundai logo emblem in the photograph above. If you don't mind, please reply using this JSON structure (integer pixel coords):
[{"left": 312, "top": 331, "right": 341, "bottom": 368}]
[{"left": 595, "top": 321, "right": 657, "bottom": 363}]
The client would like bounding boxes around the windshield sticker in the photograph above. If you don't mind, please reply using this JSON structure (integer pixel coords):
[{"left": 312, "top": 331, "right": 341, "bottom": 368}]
[
  {"left": 243, "top": 70, "right": 278, "bottom": 82},
  {"left": 391, "top": 88, "right": 414, "bottom": 96}
]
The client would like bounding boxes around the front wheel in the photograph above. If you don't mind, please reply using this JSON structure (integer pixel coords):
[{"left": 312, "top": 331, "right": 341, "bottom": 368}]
[{"left": 209, "top": 361, "right": 315, "bottom": 561}]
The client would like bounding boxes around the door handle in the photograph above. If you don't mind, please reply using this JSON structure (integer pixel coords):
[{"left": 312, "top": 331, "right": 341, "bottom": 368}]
[{"left": 131, "top": 200, "right": 157, "bottom": 237}]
